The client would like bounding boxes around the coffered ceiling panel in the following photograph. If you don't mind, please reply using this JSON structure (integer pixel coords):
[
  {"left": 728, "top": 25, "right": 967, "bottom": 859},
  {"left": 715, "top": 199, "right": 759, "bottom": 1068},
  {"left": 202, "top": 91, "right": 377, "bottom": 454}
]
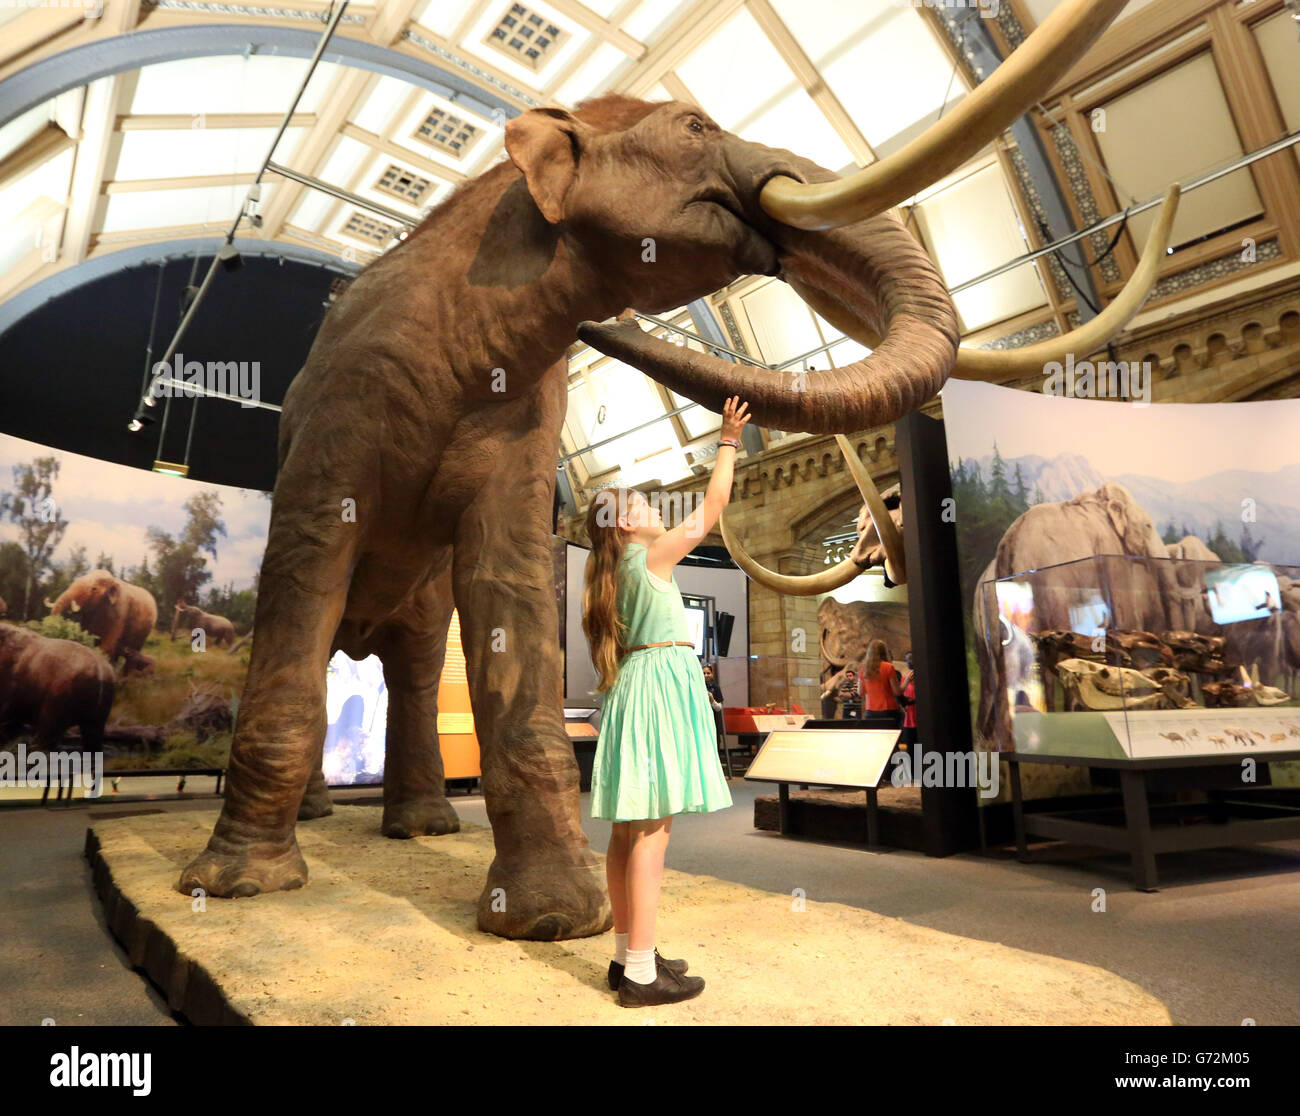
[
  {"left": 768, "top": 0, "right": 969, "bottom": 154},
  {"left": 1093, "top": 51, "right": 1264, "bottom": 248}
]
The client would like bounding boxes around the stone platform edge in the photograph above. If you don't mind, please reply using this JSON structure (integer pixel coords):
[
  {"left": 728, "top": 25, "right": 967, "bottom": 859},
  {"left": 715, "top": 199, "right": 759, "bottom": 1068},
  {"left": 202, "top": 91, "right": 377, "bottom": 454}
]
[{"left": 84, "top": 827, "right": 251, "bottom": 1027}]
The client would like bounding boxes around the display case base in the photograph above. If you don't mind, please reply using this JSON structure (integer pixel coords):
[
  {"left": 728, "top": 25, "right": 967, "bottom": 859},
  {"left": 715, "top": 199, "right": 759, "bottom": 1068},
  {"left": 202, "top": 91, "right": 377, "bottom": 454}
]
[{"left": 85, "top": 806, "right": 1170, "bottom": 1025}]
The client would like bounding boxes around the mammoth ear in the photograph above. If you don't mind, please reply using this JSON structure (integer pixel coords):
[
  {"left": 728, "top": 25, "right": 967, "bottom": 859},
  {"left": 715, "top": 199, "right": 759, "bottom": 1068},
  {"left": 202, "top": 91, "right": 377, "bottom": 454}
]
[
  {"left": 505, "top": 107, "right": 587, "bottom": 224},
  {"left": 106, "top": 582, "right": 120, "bottom": 602}
]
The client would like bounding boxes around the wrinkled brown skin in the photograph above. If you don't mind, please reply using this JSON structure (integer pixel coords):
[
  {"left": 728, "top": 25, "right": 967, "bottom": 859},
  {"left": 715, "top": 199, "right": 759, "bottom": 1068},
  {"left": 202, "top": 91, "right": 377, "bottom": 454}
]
[
  {"left": 49, "top": 570, "right": 158, "bottom": 664},
  {"left": 177, "top": 97, "right": 959, "bottom": 940},
  {"left": 0, "top": 622, "right": 114, "bottom": 759},
  {"left": 171, "top": 602, "right": 237, "bottom": 648}
]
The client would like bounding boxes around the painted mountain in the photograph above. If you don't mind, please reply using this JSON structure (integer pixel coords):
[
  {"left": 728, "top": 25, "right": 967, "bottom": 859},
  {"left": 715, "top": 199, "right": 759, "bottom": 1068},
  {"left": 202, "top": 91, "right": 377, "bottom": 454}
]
[{"left": 964, "top": 453, "right": 1300, "bottom": 565}]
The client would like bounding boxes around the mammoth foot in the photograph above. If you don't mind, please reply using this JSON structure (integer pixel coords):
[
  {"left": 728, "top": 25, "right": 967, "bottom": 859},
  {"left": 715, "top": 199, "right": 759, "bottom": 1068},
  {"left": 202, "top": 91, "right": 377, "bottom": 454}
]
[
  {"left": 382, "top": 795, "right": 460, "bottom": 839},
  {"left": 298, "top": 784, "right": 335, "bottom": 821},
  {"left": 477, "top": 850, "right": 612, "bottom": 941},
  {"left": 177, "top": 841, "right": 308, "bottom": 899}
]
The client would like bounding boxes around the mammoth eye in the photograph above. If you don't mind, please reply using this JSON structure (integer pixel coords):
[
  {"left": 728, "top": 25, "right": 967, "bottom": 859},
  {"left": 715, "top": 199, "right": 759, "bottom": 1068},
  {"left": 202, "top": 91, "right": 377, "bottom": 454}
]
[{"left": 686, "top": 117, "right": 705, "bottom": 135}]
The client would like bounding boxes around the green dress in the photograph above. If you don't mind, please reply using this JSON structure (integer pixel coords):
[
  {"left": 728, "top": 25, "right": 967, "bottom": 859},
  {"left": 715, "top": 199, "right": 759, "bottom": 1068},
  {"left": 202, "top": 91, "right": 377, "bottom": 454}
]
[{"left": 590, "top": 542, "right": 733, "bottom": 821}]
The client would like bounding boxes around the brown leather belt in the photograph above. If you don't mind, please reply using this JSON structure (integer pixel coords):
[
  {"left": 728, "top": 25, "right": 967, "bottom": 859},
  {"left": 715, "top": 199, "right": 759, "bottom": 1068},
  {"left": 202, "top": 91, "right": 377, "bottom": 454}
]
[{"left": 627, "top": 641, "right": 695, "bottom": 652}]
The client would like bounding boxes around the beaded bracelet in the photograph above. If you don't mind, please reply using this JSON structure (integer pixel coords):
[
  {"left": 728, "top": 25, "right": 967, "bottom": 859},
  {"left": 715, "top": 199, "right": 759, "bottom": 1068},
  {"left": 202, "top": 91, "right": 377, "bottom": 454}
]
[{"left": 718, "top": 438, "right": 740, "bottom": 450}]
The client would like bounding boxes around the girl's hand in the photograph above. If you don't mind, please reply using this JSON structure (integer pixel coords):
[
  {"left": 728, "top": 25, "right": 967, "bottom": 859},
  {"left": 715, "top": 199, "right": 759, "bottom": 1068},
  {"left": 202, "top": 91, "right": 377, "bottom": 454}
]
[{"left": 720, "top": 396, "right": 750, "bottom": 442}]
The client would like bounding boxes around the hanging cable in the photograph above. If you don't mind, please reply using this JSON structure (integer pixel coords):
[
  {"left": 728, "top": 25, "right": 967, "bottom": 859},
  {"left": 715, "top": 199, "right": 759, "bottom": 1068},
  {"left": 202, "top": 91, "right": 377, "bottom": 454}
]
[
  {"left": 138, "top": 259, "right": 166, "bottom": 401},
  {"left": 903, "top": 24, "right": 965, "bottom": 237}
]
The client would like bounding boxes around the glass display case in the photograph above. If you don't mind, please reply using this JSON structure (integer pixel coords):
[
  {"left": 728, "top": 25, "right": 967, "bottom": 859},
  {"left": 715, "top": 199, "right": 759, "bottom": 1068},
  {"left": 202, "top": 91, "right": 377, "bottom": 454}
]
[{"left": 975, "top": 554, "right": 1300, "bottom": 761}]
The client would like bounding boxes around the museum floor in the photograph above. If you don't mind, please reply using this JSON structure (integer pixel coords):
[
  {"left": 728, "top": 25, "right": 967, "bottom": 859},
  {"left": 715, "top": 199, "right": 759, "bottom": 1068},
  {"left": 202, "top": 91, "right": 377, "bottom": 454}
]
[{"left": 3, "top": 779, "right": 1298, "bottom": 1026}]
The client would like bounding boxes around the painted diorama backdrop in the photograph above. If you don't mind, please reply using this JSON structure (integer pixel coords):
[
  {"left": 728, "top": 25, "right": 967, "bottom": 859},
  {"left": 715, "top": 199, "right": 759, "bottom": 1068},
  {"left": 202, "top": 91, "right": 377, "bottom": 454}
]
[
  {"left": 942, "top": 381, "right": 1300, "bottom": 798},
  {"left": 0, "top": 434, "right": 267, "bottom": 774}
]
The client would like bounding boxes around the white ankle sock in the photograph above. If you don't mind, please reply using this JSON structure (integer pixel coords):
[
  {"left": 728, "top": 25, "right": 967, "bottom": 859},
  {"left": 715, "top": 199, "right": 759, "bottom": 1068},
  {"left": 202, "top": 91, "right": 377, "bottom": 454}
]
[
  {"left": 614, "top": 931, "right": 629, "bottom": 966},
  {"left": 624, "top": 947, "right": 656, "bottom": 985}
]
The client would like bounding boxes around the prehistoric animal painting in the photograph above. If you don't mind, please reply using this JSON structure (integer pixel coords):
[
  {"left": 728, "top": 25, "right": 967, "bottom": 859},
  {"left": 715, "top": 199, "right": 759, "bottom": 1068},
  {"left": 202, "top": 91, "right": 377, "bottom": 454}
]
[
  {"left": 0, "top": 622, "right": 113, "bottom": 791},
  {"left": 0, "top": 435, "right": 265, "bottom": 775},
  {"left": 177, "top": 2, "right": 1181, "bottom": 939},
  {"left": 171, "top": 601, "right": 238, "bottom": 649},
  {"left": 47, "top": 570, "right": 157, "bottom": 665}
]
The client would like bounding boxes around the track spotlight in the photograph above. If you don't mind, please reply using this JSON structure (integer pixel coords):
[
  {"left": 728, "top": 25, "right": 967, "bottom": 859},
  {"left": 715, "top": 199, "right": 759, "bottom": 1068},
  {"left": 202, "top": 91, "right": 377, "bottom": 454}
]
[
  {"left": 218, "top": 243, "right": 243, "bottom": 272},
  {"left": 129, "top": 407, "right": 155, "bottom": 432},
  {"left": 152, "top": 460, "right": 189, "bottom": 478}
]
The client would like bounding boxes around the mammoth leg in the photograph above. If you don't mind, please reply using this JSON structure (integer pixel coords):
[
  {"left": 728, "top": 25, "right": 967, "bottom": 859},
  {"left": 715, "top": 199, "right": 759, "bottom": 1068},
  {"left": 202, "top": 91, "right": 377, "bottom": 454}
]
[
  {"left": 374, "top": 565, "right": 461, "bottom": 838},
  {"left": 451, "top": 391, "right": 610, "bottom": 941},
  {"left": 178, "top": 473, "right": 358, "bottom": 898},
  {"left": 297, "top": 736, "right": 334, "bottom": 821}
]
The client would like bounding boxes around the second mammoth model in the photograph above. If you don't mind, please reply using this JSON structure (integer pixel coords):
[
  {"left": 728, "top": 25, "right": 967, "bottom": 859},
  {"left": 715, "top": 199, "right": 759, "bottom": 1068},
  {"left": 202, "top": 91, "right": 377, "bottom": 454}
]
[{"left": 179, "top": 0, "right": 1182, "bottom": 940}]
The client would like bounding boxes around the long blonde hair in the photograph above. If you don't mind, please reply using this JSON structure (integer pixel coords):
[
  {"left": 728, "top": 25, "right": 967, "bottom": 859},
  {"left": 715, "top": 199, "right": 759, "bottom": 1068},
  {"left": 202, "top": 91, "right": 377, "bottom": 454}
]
[
  {"left": 581, "top": 488, "right": 637, "bottom": 692},
  {"left": 864, "top": 639, "right": 889, "bottom": 679}
]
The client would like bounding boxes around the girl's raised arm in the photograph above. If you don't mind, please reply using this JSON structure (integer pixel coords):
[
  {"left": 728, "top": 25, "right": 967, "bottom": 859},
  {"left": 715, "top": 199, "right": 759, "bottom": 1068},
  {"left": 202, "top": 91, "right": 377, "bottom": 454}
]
[{"left": 646, "top": 397, "right": 750, "bottom": 581}]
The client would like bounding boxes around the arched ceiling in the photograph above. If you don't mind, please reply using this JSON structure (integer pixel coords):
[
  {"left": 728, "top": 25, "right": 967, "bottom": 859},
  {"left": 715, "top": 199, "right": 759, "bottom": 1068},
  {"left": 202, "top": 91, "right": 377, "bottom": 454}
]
[{"left": 2, "top": 0, "right": 1299, "bottom": 498}]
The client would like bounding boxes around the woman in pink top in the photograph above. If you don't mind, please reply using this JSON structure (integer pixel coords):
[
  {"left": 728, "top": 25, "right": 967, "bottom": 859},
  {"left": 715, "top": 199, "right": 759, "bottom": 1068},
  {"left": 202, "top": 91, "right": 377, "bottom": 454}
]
[{"left": 898, "top": 650, "right": 917, "bottom": 746}]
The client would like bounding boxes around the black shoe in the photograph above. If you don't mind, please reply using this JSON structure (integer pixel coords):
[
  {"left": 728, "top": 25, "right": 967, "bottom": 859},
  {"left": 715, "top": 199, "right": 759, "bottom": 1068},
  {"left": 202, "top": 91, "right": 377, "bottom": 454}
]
[
  {"left": 608, "top": 949, "right": 688, "bottom": 991},
  {"left": 618, "top": 964, "right": 705, "bottom": 1008}
]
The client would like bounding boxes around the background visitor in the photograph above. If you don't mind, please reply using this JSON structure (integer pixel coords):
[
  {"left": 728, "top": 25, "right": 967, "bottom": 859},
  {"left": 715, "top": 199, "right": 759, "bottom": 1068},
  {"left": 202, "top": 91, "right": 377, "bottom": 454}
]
[{"left": 861, "top": 639, "right": 902, "bottom": 727}]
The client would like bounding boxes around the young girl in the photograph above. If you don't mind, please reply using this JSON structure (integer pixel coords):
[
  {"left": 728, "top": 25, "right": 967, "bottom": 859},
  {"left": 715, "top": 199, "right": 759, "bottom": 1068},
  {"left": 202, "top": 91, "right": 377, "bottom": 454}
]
[{"left": 581, "top": 396, "right": 750, "bottom": 1008}]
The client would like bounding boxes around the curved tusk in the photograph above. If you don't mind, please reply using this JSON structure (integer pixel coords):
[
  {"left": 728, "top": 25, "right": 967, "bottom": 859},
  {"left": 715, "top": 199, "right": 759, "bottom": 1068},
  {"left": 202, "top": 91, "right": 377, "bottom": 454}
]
[
  {"left": 787, "top": 185, "right": 1182, "bottom": 387},
  {"left": 834, "top": 435, "right": 906, "bottom": 586},
  {"left": 720, "top": 513, "right": 863, "bottom": 597},
  {"left": 760, "top": 0, "right": 1130, "bottom": 230},
  {"left": 952, "top": 185, "right": 1181, "bottom": 381},
  {"left": 69, "top": 599, "right": 81, "bottom": 613},
  {"left": 44, "top": 597, "right": 57, "bottom": 609}
]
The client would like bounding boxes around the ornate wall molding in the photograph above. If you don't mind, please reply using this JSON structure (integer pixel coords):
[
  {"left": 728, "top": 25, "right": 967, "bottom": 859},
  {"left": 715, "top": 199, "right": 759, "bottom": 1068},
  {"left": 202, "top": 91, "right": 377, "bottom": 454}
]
[
  {"left": 734, "top": 431, "right": 897, "bottom": 501},
  {"left": 1151, "top": 239, "right": 1283, "bottom": 301},
  {"left": 977, "top": 317, "right": 1062, "bottom": 350}
]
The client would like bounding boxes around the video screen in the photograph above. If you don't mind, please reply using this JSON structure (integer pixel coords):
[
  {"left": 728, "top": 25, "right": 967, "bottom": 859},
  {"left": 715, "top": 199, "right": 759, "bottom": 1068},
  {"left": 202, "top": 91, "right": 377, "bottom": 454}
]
[
  {"left": 322, "top": 651, "right": 388, "bottom": 785},
  {"left": 1205, "top": 563, "right": 1282, "bottom": 625},
  {"left": 682, "top": 603, "right": 706, "bottom": 657}
]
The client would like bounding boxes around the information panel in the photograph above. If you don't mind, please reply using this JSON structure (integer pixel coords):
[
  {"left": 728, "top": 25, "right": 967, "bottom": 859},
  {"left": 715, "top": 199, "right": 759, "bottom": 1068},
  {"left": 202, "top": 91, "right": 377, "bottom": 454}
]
[{"left": 745, "top": 729, "right": 899, "bottom": 789}]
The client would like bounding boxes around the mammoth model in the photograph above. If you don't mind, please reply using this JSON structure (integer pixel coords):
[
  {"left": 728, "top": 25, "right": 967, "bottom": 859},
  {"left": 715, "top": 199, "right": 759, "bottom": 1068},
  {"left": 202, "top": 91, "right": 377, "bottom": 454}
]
[
  {"left": 46, "top": 570, "right": 158, "bottom": 665},
  {"left": 0, "top": 622, "right": 114, "bottom": 780},
  {"left": 179, "top": 0, "right": 1180, "bottom": 939},
  {"left": 171, "top": 601, "right": 237, "bottom": 649}
]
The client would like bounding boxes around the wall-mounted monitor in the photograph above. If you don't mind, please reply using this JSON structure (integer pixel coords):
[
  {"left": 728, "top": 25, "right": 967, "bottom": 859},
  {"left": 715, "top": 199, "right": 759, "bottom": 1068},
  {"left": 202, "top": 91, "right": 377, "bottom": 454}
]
[{"left": 681, "top": 597, "right": 708, "bottom": 657}]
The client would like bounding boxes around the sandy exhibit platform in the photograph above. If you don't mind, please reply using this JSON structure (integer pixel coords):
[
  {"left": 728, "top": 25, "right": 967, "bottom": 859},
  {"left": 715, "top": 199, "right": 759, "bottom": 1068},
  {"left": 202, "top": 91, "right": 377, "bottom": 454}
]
[{"left": 85, "top": 806, "right": 1170, "bottom": 1025}]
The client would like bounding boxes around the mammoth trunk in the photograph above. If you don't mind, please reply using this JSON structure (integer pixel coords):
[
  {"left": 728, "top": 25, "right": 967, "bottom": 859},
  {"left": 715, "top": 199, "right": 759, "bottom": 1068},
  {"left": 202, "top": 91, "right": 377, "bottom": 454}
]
[{"left": 579, "top": 210, "right": 959, "bottom": 434}]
